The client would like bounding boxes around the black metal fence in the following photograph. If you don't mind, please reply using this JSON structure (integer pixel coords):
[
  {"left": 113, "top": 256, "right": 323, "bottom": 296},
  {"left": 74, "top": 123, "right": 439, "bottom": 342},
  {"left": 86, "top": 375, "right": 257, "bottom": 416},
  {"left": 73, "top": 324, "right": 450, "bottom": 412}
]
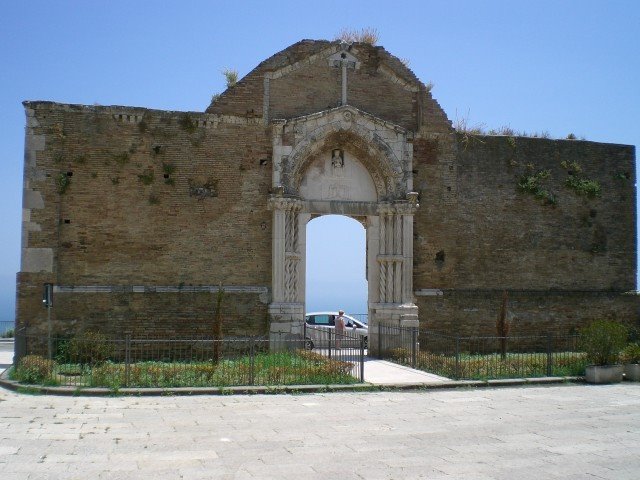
[
  {"left": 11, "top": 329, "right": 364, "bottom": 388},
  {"left": 377, "top": 323, "right": 586, "bottom": 380},
  {"left": 303, "top": 324, "right": 366, "bottom": 382}
]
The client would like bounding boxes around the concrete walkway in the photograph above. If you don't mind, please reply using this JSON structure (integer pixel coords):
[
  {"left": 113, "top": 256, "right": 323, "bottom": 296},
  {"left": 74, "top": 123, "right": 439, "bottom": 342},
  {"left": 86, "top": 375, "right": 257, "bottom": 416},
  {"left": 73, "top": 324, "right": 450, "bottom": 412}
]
[{"left": 363, "top": 357, "right": 450, "bottom": 385}]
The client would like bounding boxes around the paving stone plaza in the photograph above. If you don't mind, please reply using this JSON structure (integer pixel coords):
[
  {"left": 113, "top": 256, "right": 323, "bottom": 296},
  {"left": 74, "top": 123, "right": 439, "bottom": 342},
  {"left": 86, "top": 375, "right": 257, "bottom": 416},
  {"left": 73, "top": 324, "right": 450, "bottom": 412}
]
[{"left": 1, "top": 383, "right": 639, "bottom": 479}]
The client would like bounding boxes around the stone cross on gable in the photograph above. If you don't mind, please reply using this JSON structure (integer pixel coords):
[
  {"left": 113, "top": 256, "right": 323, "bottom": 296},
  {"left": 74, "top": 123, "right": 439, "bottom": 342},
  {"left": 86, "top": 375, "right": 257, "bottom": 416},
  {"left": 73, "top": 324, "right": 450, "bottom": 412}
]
[{"left": 328, "top": 44, "right": 360, "bottom": 106}]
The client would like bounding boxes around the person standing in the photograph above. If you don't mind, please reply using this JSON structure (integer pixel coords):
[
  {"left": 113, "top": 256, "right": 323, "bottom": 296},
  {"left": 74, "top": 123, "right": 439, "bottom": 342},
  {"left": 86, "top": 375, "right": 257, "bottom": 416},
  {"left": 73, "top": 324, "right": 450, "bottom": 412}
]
[{"left": 334, "top": 310, "right": 346, "bottom": 349}]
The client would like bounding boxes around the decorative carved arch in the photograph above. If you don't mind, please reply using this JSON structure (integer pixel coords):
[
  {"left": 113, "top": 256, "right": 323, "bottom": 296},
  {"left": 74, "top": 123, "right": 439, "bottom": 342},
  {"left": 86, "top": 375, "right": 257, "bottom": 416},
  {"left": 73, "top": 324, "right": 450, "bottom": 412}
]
[{"left": 280, "top": 107, "right": 409, "bottom": 201}]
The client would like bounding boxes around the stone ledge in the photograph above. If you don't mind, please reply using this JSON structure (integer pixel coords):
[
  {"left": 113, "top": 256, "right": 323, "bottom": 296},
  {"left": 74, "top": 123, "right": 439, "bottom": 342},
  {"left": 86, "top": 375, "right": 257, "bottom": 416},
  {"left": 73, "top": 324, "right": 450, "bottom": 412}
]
[{"left": 0, "top": 370, "right": 584, "bottom": 397}]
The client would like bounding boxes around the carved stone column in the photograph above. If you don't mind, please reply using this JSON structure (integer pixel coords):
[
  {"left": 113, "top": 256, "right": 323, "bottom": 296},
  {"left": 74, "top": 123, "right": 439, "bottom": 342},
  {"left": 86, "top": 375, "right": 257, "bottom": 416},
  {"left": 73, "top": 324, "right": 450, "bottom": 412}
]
[
  {"left": 268, "top": 195, "right": 304, "bottom": 337},
  {"left": 369, "top": 194, "right": 419, "bottom": 355}
]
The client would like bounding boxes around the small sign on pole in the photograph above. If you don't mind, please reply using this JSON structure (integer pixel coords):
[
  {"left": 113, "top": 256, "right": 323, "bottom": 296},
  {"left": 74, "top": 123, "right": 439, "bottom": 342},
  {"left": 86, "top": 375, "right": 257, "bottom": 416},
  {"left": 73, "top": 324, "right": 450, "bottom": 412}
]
[
  {"left": 43, "top": 283, "right": 53, "bottom": 360},
  {"left": 43, "top": 283, "right": 53, "bottom": 308}
]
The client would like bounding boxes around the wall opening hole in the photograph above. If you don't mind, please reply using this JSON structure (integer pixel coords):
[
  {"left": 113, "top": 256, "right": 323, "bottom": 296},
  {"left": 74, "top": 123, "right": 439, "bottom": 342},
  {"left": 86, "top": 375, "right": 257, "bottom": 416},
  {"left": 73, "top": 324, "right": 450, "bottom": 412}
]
[
  {"left": 163, "top": 174, "right": 169, "bottom": 179},
  {"left": 447, "top": 186, "right": 451, "bottom": 192},
  {"left": 435, "top": 250, "right": 445, "bottom": 263},
  {"left": 590, "top": 209, "right": 597, "bottom": 218},
  {"left": 66, "top": 171, "right": 73, "bottom": 177},
  {"left": 259, "top": 159, "right": 268, "bottom": 166},
  {"left": 64, "top": 219, "right": 71, "bottom": 224}
]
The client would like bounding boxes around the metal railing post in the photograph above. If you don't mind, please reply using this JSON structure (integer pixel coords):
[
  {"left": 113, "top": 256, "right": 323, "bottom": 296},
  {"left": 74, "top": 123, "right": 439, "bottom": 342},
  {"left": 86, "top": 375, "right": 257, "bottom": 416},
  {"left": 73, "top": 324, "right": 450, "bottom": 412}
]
[
  {"left": 411, "top": 328, "right": 417, "bottom": 369},
  {"left": 124, "top": 334, "right": 131, "bottom": 387},
  {"left": 455, "top": 336, "right": 460, "bottom": 380},
  {"left": 360, "top": 336, "right": 365, "bottom": 382},
  {"left": 546, "top": 333, "right": 553, "bottom": 377},
  {"left": 328, "top": 330, "right": 332, "bottom": 360},
  {"left": 249, "top": 337, "right": 255, "bottom": 386}
]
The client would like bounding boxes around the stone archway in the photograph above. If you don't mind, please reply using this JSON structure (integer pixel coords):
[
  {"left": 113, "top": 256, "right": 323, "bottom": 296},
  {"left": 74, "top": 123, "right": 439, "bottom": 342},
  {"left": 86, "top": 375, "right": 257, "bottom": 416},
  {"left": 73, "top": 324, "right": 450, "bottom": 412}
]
[{"left": 268, "top": 106, "right": 419, "bottom": 354}]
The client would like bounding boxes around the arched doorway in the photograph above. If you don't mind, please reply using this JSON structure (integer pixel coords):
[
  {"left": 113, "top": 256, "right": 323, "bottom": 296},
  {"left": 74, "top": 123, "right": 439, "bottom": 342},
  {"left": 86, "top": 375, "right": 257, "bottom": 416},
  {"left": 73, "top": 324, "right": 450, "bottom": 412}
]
[
  {"left": 305, "top": 215, "right": 367, "bottom": 315},
  {"left": 267, "top": 106, "right": 419, "bottom": 354}
]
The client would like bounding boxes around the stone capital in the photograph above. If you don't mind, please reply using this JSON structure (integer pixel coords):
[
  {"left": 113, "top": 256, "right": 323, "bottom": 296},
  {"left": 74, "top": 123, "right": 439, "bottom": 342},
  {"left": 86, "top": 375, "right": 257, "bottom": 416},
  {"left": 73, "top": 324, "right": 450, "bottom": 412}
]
[{"left": 268, "top": 195, "right": 304, "bottom": 212}]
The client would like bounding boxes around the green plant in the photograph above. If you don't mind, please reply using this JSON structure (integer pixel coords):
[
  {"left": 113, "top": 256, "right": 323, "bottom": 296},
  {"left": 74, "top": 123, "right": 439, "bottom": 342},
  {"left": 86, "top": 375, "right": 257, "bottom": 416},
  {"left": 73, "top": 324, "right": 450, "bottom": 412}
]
[
  {"left": 67, "top": 331, "right": 114, "bottom": 365},
  {"left": 113, "top": 152, "right": 130, "bottom": 166},
  {"left": 211, "top": 93, "right": 221, "bottom": 103},
  {"left": 560, "top": 160, "right": 582, "bottom": 173},
  {"left": 57, "top": 173, "right": 71, "bottom": 194},
  {"left": 148, "top": 194, "right": 160, "bottom": 205},
  {"left": 579, "top": 320, "right": 628, "bottom": 366},
  {"left": 137, "top": 169, "right": 154, "bottom": 185},
  {"left": 222, "top": 68, "right": 238, "bottom": 88},
  {"left": 518, "top": 170, "right": 556, "bottom": 205},
  {"left": 424, "top": 81, "right": 434, "bottom": 93},
  {"left": 178, "top": 114, "right": 197, "bottom": 134},
  {"left": 566, "top": 133, "right": 577, "bottom": 140},
  {"left": 15, "top": 355, "right": 56, "bottom": 384},
  {"left": 565, "top": 176, "right": 601, "bottom": 198},
  {"left": 1, "top": 328, "right": 14, "bottom": 338},
  {"left": 162, "top": 163, "right": 176, "bottom": 176},
  {"left": 620, "top": 343, "right": 640, "bottom": 364},
  {"left": 334, "top": 27, "right": 379, "bottom": 45}
]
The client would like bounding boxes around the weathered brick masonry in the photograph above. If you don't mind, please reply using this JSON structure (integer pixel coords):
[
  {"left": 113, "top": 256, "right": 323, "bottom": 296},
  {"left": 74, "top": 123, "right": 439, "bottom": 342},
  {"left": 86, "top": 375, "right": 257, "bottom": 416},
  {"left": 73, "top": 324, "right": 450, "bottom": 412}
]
[{"left": 18, "top": 39, "right": 638, "bottom": 339}]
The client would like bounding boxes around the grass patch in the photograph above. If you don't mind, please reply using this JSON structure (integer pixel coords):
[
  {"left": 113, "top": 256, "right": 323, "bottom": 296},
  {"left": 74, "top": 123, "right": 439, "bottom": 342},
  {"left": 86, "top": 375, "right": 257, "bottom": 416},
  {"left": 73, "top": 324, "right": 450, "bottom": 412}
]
[
  {"left": 18, "top": 351, "right": 357, "bottom": 389},
  {"left": 388, "top": 348, "right": 587, "bottom": 380}
]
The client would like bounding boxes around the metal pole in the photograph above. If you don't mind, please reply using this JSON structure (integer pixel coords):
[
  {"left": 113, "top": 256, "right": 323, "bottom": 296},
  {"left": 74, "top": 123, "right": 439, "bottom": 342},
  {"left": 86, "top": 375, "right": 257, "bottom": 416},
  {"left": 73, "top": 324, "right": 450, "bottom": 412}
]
[
  {"left": 360, "top": 336, "right": 365, "bottom": 382},
  {"left": 47, "top": 306, "right": 52, "bottom": 361},
  {"left": 328, "top": 330, "right": 332, "bottom": 360},
  {"left": 249, "top": 337, "right": 255, "bottom": 386},
  {"left": 411, "top": 328, "right": 417, "bottom": 369},
  {"left": 455, "top": 336, "right": 460, "bottom": 380},
  {"left": 378, "top": 322, "right": 382, "bottom": 359},
  {"left": 125, "top": 334, "right": 131, "bottom": 387},
  {"left": 546, "top": 334, "right": 553, "bottom": 377}
]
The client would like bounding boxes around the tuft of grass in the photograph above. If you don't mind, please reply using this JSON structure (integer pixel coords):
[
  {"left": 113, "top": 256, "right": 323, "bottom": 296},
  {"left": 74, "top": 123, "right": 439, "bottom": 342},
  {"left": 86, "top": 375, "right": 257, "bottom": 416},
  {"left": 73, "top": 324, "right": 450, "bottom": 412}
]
[
  {"left": 137, "top": 169, "right": 154, "bottom": 185},
  {"left": 518, "top": 170, "right": 556, "bottom": 206},
  {"left": 179, "top": 114, "right": 197, "bottom": 134},
  {"left": 222, "top": 68, "right": 238, "bottom": 88},
  {"left": 113, "top": 152, "right": 130, "bottom": 166},
  {"left": 57, "top": 173, "right": 71, "bottom": 194},
  {"left": 334, "top": 27, "right": 379, "bottom": 45},
  {"left": 565, "top": 176, "right": 601, "bottom": 198}
]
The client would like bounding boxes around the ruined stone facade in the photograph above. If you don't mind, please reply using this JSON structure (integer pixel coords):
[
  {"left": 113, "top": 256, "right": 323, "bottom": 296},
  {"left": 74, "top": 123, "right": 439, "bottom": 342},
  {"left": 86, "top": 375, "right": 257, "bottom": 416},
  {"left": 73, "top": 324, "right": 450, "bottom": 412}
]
[{"left": 18, "top": 40, "right": 638, "bottom": 345}]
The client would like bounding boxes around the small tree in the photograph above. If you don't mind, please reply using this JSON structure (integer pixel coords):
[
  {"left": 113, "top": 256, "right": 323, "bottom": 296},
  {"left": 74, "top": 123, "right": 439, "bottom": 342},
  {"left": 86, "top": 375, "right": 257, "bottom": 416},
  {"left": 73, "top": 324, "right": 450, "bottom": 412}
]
[
  {"left": 213, "top": 284, "right": 225, "bottom": 361},
  {"left": 496, "top": 290, "right": 511, "bottom": 359}
]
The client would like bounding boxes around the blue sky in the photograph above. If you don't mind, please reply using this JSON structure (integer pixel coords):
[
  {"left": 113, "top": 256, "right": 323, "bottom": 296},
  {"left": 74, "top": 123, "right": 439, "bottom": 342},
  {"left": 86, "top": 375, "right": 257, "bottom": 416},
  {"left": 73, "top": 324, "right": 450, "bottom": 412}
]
[{"left": 1, "top": 1, "right": 638, "bottom": 321}]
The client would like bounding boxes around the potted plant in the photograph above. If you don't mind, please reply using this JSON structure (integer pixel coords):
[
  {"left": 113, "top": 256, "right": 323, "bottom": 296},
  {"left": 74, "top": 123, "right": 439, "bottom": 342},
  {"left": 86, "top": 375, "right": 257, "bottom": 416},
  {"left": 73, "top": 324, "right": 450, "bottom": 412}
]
[
  {"left": 579, "top": 320, "right": 627, "bottom": 384},
  {"left": 620, "top": 342, "right": 640, "bottom": 382}
]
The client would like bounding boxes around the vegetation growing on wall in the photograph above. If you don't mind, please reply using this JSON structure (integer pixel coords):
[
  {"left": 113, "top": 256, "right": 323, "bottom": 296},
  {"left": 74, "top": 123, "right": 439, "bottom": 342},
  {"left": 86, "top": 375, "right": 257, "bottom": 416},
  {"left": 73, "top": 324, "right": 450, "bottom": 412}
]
[
  {"left": 57, "top": 173, "right": 71, "bottom": 194},
  {"left": 560, "top": 160, "right": 601, "bottom": 198},
  {"left": 113, "top": 152, "right": 130, "bottom": 166},
  {"left": 178, "top": 114, "right": 197, "bottom": 134},
  {"left": 517, "top": 169, "right": 557, "bottom": 205},
  {"left": 137, "top": 169, "right": 154, "bottom": 185},
  {"left": 334, "top": 27, "right": 379, "bottom": 45}
]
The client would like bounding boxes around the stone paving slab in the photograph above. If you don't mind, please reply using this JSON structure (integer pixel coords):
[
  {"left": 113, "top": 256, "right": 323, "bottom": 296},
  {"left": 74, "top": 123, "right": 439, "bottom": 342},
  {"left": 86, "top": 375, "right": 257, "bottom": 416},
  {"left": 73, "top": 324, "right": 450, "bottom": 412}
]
[{"left": 0, "top": 384, "right": 639, "bottom": 479}]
